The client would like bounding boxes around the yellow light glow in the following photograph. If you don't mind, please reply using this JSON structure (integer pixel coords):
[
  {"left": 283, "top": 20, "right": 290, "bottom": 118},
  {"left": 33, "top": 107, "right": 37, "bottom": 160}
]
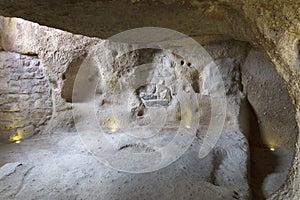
[
  {"left": 183, "top": 108, "right": 193, "bottom": 129},
  {"left": 10, "top": 135, "right": 23, "bottom": 142},
  {"left": 15, "top": 140, "right": 21, "bottom": 144},
  {"left": 106, "top": 116, "right": 119, "bottom": 132},
  {"left": 270, "top": 147, "right": 275, "bottom": 151},
  {"left": 111, "top": 127, "right": 117, "bottom": 132}
]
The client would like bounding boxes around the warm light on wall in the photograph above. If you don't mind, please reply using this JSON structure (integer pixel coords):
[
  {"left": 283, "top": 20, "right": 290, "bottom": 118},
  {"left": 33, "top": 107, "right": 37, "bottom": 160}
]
[
  {"left": 183, "top": 108, "right": 193, "bottom": 129},
  {"left": 265, "top": 138, "right": 278, "bottom": 152},
  {"left": 106, "top": 116, "right": 119, "bottom": 132},
  {"left": 9, "top": 129, "right": 26, "bottom": 142},
  {"left": 10, "top": 134, "right": 23, "bottom": 142}
]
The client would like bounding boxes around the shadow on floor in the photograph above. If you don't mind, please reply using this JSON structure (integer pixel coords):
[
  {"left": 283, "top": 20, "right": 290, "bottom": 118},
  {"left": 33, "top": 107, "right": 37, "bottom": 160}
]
[{"left": 246, "top": 99, "right": 279, "bottom": 200}]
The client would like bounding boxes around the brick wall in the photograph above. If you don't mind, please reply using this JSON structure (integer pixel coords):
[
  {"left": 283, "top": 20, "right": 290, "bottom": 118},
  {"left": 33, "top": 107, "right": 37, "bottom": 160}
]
[{"left": 0, "top": 52, "right": 53, "bottom": 142}]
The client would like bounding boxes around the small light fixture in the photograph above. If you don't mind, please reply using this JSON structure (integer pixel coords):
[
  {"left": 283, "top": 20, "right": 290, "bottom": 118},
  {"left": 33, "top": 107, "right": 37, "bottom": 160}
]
[
  {"left": 110, "top": 120, "right": 118, "bottom": 132},
  {"left": 183, "top": 108, "right": 192, "bottom": 129},
  {"left": 15, "top": 140, "right": 21, "bottom": 144},
  {"left": 270, "top": 147, "right": 275, "bottom": 151},
  {"left": 106, "top": 116, "right": 118, "bottom": 133}
]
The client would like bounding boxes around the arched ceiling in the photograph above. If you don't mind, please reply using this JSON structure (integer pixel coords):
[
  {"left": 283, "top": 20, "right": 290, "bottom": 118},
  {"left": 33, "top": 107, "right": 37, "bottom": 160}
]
[{"left": 0, "top": 0, "right": 256, "bottom": 43}]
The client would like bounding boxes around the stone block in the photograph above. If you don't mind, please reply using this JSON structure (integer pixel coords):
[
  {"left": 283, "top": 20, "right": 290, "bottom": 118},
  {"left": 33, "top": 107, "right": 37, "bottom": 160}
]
[
  {"left": 10, "top": 113, "right": 27, "bottom": 122},
  {"left": 32, "top": 79, "right": 46, "bottom": 86},
  {"left": 34, "top": 99, "right": 44, "bottom": 108},
  {"left": 31, "top": 93, "right": 42, "bottom": 99},
  {"left": 0, "top": 68, "right": 10, "bottom": 77},
  {"left": 24, "top": 65, "right": 37, "bottom": 73},
  {"left": 32, "top": 85, "right": 47, "bottom": 93},
  {"left": 0, "top": 121, "right": 15, "bottom": 130},
  {"left": 22, "top": 72, "right": 35, "bottom": 79},
  {"left": 142, "top": 99, "right": 169, "bottom": 107},
  {"left": 18, "top": 102, "right": 29, "bottom": 110},
  {"left": 24, "top": 60, "right": 31, "bottom": 66},
  {"left": 18, "top": 94, "right": 30, "bottom": 101},
  {"left": 34, "top": 70, "right": 45, "bottom": 78},
  {"left": 13, "top": 118, "right": 30, "bottom": 128},
  {"left": 6, "top": 95, "right": 19, "bottom": 103},
  {"left": 45, "top": 100, "right": 53, "bottom": 108},
  {"left": 8, "top": 86, "right": 21, "bottom": 93},
  {"left": 20, "top": 80, "right": 32, "bottom": 93},
  {"left": 0, "top": 103, "right": 20, "bottom": 112},
  {"left": 10, "top": 74, "right": 20, "bottom": 80},
  {"left": 9, "top": 80, "right": 20, "bottom": 87},
  {"left": 10, "top": 104, "right": 21, "bottom": 112},
  {"left": 15, "top": 125, "right": 34, "bottom": 140},
  {"left": 12, "top": 68, "right": 24, "bottom": 74},
  {"left": 33, "top": 60, "right": 40, "bottom": 66},
  {"left": 0, "top": 78, "right": 9, "bottom": 90},
  {"left": 0, "top": 96, "right": 6, "bottom": 105},
  {"left": 31, "top": 110, "right": 46, "bottom": 119}
]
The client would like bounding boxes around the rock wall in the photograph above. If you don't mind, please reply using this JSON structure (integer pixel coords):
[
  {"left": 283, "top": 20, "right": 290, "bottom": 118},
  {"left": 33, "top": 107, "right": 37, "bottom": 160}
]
[
  {"left": 0, "top": 52, "right": 52, "bottom": 142},
  {"left": 241, "top": 49, "right": 297, "bottom": 149},
  {"left": 70, "top": 40, "right": 251, "bottom": 198},
  {"left": 0, "top": 2, "right": 299, "bottom": 197}
]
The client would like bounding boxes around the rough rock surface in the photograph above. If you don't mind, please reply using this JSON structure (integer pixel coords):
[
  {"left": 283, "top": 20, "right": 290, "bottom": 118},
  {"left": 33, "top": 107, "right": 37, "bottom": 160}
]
[
  {"left": 0, "top": 132, "right": 243, "bottom": 200},
  {"left": 0, "top": 17, "right": 252, "bottom": 199},
  {"left": 241, "top": 49, "right": 297, "bottom": 149},
  {"left": 0, "top": 0, "right": 299, "bottom": 199},
  {"left": 0, "top": 162, "right": 22, "bottom": 180}
]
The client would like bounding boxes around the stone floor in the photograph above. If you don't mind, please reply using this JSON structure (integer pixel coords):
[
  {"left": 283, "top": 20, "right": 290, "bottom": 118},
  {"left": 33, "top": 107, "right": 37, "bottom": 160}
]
[
  {"left": 0, "top": 131, "right": 248, "bottom": 200},
  {"left": 0, "top": 130, "right": 292, "bottom": 200}
]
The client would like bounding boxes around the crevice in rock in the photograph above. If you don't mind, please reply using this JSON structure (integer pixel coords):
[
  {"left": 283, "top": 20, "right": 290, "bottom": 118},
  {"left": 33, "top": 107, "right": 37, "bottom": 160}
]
[
  {"left": 22, "top": 53, "right": 38, "bottom": 57},
  {"left": 118, "top": 143, "right": 155, "bottom": 153}
]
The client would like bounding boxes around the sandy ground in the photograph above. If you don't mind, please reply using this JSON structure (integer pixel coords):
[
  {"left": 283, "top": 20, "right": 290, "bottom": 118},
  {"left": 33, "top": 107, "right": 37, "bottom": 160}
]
[
  {"left": 0, "top": 131, "right": 241, "bottom": 200},
  {"left": 0, "top": 131, "right": 293, "bottom": 200}
]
